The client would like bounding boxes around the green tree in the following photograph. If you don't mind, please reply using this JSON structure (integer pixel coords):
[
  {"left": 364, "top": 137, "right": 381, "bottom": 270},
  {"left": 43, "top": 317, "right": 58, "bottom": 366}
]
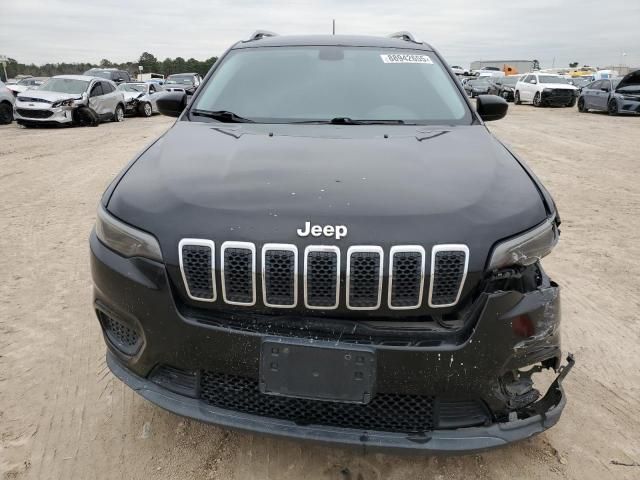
[
  {"left": 138, "top": 52, "right": 159, "bottom": 73},
  {"left": 533, "top": 59, "right": 540, "bottom": 71}
]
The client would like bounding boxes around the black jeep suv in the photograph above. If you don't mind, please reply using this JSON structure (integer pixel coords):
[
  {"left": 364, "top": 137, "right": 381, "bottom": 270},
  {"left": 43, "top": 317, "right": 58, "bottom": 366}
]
[{"left": 91, "top": 31, "right": 573, "bottom": 453}]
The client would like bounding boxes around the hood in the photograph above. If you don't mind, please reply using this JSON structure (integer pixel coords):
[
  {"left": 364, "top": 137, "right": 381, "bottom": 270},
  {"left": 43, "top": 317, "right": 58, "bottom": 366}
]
[
  {"left": 108, "top": 121, "right": 548, "bottom": 274},
  {"left": 122, "top": 91, "right": 146, "bottom": 101},
  {"left": 16, "top": 90, "right": 81, "bottom": 104},
  {"left": 615, "top": 69, "right": 640, "bottom": 93},
  {"left": 539, "top": 83, "right": 577, "bottom": 90}
]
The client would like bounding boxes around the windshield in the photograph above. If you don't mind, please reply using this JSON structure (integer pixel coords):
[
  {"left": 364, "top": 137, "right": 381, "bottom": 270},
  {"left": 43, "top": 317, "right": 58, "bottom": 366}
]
[
  {"left": 39, "top": 78, "right": 89, "bottom": 94},
  {"left": 191, "top": 46, "right": 470, "bottom": 124},
  {"left": 166, "top": 75, "right": 194, "bottom": 85},
  {"left": 538, "top": 76, "right": 569, "bottom": 84},
  {"left": 118, "top": 83, "right": 146, "bottom": 93}
]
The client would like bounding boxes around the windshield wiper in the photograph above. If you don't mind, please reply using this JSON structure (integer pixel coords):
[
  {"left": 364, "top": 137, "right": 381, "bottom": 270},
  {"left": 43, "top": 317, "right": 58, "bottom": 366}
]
[
  {"left": 190, "top": 109, "right": 254, "bottom": 123},
  {"left": 291, "top": 117, "right": 407, "bottom": 125}
]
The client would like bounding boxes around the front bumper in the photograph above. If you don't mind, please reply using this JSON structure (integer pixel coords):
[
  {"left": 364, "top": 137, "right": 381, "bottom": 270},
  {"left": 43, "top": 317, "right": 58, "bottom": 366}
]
[
  {"left": 14, "top": 103, "right": 74, "bottom": 124},
  {"left": 90, "top": 231, "right": 571, "bottom": 453}
]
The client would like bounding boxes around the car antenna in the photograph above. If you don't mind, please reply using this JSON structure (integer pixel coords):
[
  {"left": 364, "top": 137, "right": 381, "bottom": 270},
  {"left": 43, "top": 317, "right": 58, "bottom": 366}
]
[{"left": 332, "top": 19, "right": 335, "bottom": 35}]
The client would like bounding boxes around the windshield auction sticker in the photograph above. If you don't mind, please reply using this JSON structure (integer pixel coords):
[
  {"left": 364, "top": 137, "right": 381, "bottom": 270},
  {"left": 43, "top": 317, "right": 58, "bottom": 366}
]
[{"left": 380, "top": 54, "right": 433, "bottom": 64}]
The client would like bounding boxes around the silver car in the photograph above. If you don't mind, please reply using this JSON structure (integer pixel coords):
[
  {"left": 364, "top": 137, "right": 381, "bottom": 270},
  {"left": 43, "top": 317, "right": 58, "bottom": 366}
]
[
  {"left": 0, "top": 80, "right": 15, "bottom": 124},
  {"left": 14, "top": 75, "right": 125, "bottom": 126},
  {"left": 117, "top": 82, "right": 163, "bottom": 117}
]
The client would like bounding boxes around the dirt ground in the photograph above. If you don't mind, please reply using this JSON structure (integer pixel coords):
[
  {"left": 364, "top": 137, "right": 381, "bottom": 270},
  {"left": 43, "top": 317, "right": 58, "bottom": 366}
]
[{"left": 1, "top": 107, "right": 639, "bottom": 480}]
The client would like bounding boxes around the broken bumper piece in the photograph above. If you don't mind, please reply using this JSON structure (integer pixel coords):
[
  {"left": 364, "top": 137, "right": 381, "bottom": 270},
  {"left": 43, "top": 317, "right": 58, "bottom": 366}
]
[{"left": 107, "top": 352, "right": 574, "bottom": 454}]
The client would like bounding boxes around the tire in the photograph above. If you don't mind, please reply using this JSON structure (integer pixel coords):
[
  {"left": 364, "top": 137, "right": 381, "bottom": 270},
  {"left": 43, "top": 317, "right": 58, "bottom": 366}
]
[
  {"left": 608, "top": 99, "right": 618, "bottom": 116},
  {"left": 113, "top": 104, "right": 125, "bottom": 122},
  {"left": 578, "top": 97, "right": 587, "bottom": 112},
  {"left": 138, "top": 102, "right": 152, "bottom": 117},
  {"left": 0, "top": 101, "right": 13, "bottom": 125},
  {"left": 533, "top": 92, "right": 542, "bottom": 107},
  {"left": 514, "top": 91, "right": 521, "bottom": 105}
]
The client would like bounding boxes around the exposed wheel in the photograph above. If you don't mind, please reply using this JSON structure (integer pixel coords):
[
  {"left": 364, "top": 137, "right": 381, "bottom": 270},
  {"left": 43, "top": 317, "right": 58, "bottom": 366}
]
[
  {"left": 138, "top": 102, "right": 153, "bottom": 117},
  {"left": 578, "top": 97, "right": 587, "bottom": 112},
  {"left": 533, "top": 92, "right": 542, "bottom": 107},
  {"left": 608, "top": 99, "right": 618, "bottom": 116},
  {"left": 0, "top": 101, "right": 13, "bottom": 124},
  {"left": 113, "top": 104, "right": 125, "bottom": 122},
  {"left": 514, "top": 91, "right": 521, "bottom": 105}
]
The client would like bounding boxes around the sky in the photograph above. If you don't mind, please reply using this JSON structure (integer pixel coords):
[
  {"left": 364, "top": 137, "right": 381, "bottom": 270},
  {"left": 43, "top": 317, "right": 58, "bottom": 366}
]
[{"left": 1, "top": 0, "right": 639, "bottom": 69}]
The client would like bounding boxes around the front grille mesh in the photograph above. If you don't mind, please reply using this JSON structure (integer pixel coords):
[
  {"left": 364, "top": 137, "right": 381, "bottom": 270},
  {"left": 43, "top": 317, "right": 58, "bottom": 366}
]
[
  {"left": 348, "top": 251, "right": 381, "bottom": 308},
  {"left": 200, "top": 370, "right": 435, "bottom": 433},
  {"left": 306, "top": 250, "right": 338, "bottom": 308},
  {"left": 180, "top": 242, "right": 468, "bottom": 310},
  {"left": 263, "top": 249, "right": 296, "bottom": 306},
  {"left": 181, "top": 244, "right": 214, "bottom": 300},
  {"left": 431, "top": 251, "right": 466, "bottom": 306},
  {"left": 16, "top": 109, "right": 53, "bottom": 119},
  {"left": 223, "top": 247, "right": 254, "bottom": 304},
  {"left": 390, "top": 251, "right": 423, "bottom": 308}
]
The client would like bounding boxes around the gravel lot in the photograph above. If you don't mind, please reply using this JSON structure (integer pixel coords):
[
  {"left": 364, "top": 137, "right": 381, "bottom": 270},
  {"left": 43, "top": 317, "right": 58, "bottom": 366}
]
[{"left": 1, "top": 107, "right": 639, "bottom": 480}]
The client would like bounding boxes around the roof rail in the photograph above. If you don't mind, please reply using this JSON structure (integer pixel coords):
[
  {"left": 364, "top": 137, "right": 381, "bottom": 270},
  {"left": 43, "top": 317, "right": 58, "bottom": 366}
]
[
  {"left": 388, "top": 31, "right": 418, "bottom": 43},
  {"left": 247, "top": 30, "right": 278, "bottom": 42}
]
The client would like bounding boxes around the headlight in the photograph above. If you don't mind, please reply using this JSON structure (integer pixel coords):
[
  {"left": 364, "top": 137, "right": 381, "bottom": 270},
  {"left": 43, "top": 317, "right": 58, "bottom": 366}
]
[
  {"left": 487, "top": 217, "right": 559, "bottom": 270},
  {"left": 95, "top": 205, "right": 163, "bottom": 261},
  {"left": 51, "top": 99, "right": 75, "bottom": 108}
]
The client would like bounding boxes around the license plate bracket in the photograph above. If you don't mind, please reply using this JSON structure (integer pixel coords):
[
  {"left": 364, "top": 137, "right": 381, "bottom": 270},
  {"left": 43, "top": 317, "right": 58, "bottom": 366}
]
[{"left": 259, "top": 338, "right": 376, "bottom": 404}]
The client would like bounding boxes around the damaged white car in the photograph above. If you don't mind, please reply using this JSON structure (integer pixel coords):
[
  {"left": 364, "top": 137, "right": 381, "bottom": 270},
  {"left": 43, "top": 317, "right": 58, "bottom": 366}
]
[
  {"left": 117, "top": 82, "right": 163, "bottom": 117},
  {"left": 14, "top": 75, "right": 125, "bottom": 127}
]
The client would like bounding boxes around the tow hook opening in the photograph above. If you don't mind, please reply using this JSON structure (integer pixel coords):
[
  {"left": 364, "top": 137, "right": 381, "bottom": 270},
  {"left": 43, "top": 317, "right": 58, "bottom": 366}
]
[{"left": 502, "top": 354, "right": 575, "bottom": 421}]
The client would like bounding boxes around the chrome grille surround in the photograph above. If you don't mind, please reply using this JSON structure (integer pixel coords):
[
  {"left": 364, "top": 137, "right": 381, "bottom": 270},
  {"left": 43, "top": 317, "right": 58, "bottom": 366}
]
[
  {"left": 387, "top": 246, "right": 426, "bottom": 310},
  {"left": 428, "top": 244, "right": 469, "bottom": 308},
  {"left": 346, "top": 246, "right": 384, "bottom": 310},
  {"left": 304, "top": 245, "right": 340, "bottom": 310},
  {"left": 261, "top": 243, "right": 298, "bottom": 308},
  {"left": 221, "top": 241, "right": 256, "bottom": 306},
  {"left": 178, "top": 238, "right": 216, "bottom": 302}
]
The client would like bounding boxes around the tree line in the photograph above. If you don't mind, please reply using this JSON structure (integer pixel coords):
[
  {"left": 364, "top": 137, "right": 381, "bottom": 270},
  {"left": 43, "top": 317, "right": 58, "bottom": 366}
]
[{"left": 1, "top": 52, "right": 217, "bottom": 81}]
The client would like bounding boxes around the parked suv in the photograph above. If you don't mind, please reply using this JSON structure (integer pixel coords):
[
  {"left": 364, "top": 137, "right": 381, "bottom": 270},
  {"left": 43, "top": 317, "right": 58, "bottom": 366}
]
[
  {"left": 14, "top": 75, "right": 125, "bottom": 126},
  {"left": 515, "top": 73, "right": 577, "bottom": 107},
  {"left": 91, "top": 31, "right": 573, "bottom": 453},
  {"left": 164, "top": 73, "right": 202, "bottom": 95},
  {"left": 83, "top": 68, "right": 132, "bottom": 84}
]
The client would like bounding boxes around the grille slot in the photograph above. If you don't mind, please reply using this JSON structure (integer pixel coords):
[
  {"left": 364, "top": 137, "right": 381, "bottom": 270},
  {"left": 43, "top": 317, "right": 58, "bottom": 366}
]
[
  {"left": 179, "top": 239, "right": 216, "bottom": 301},
  {"left": 221, "top": 242, "right": 256, "bottom": 306},
  {"left": 262, "top": 244, "right": 297, "bottom": 308},
  {"left": 429, "top": 245, "right": 469, "bottom": 308},
  {"left": 200, "top": 370, "right": 436, "bottom": 433},
  {"left": 346, "top": 246, "right": 383, "bottom": 310},
  {"left": 304, "top": 246, "right": 340, "bottom": 309},
  {"left": 388, "top": 246, "right": 425, "bottom": 309}
]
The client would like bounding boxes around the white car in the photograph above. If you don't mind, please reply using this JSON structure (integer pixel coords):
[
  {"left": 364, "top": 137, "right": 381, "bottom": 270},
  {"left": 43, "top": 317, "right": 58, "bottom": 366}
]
[
  {"left": 14, "top": 75, "right": 126, "bottom": 126},
  {"left": 0, "top": 80, "right": 15, "bottom": 124},
  {"left": 450, "top": 65, "right": 467, "bottom": 76},
  {"left": 6, "top": 77, "right": 49, "bottom": 96},
  {"left": 515, "top": 73, "right": 578, "bottom": 107},
  {"left": 117, "top": 82, "right": 164, "bottom": 117}
]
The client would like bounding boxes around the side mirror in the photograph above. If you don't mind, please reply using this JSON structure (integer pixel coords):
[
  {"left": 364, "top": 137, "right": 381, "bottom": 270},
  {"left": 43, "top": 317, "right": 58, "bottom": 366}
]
[
  {"left": 529, "top": 79, "right": 537, "bottom": 84},
  {"left": 476, "top": 95, "right": 508, "bottom": 122},
  {"left": 157, "top": 91, "right": 187, "bottom": 117},
  {"left": 81, "top": 92, "right": 88, "bottom": 102}
]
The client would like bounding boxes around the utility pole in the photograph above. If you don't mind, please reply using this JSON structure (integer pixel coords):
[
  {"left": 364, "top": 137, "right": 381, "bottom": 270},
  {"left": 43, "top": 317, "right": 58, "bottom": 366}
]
[{"left": 332, "top": 19, "right": 335, "bottom": 35}]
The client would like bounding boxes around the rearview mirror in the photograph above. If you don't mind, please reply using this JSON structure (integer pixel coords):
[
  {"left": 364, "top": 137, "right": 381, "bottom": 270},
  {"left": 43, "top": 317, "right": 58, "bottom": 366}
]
[
  {"left": 476, "top": 95, "right": 508, "bottom": 122},
  {"left": 157, "top": 91, "right": 187, "bottom": 117}
]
